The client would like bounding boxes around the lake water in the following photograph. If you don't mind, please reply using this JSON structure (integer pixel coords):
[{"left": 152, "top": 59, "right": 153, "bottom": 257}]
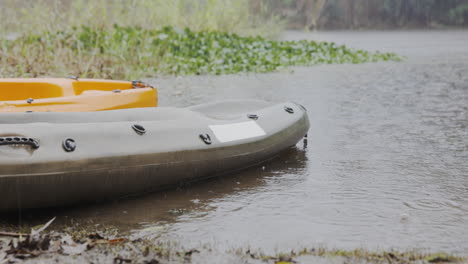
[{"left": 3, "top": 30, "right": 468, "bottom": 255}]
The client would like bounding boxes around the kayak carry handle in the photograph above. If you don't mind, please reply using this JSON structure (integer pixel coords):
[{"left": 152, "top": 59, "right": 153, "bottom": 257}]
[{"left": 0, "top": 137, "right": 39, "bottom": 149}]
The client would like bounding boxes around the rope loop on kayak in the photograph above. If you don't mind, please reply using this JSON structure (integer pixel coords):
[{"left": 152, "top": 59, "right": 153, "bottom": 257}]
[
  {"left": 284, "top": 106, "right": 294, "bottom": 114},
  {"left": 62, "top": 138, "right": 76, "bottom": 152},
  {"left": 132, "top": 124, "right": 146, "bottom": 135},
  {"left": 247, "top": 114, "right": 259, "bottom": 120},
  {"left": 199, "top": 134, "right": 212, "bottom": 145}
]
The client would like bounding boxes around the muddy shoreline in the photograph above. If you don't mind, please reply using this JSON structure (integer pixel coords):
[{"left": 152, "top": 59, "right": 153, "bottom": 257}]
[{"left": 0, "top": 222, "right": 465, "bottom": 264}]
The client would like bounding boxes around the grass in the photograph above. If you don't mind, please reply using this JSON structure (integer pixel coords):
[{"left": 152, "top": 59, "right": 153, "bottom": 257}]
[
  {"left": 0, "top": 0, "right": 402, "bottom": 79},
  {"left": 0, "top": 0, "right": 281, "bottom": 38},
  {"left": 0, "top": 25, "right": 401, "bottom": 79}
]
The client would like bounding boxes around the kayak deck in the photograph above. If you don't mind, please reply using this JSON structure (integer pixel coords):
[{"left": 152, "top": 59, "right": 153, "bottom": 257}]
[
  {"left": 0, "top": 100, "right": 309, "bottom": 211},
  {"left": 0, "top": 78, "right": 157, "bottom": 112}
]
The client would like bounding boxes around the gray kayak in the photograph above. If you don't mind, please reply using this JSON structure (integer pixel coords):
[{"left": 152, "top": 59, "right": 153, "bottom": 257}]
[{"left": 0, "top": 100, "right": 309, "bottom": 211}]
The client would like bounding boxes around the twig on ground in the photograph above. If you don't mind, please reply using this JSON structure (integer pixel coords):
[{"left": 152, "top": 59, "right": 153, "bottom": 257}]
[{"left": 0, "top": 232, "right": 29, "bottom": 238}]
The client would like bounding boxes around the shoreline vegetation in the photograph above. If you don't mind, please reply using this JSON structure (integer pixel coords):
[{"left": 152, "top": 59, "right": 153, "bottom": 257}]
[
  {"left": 0, "top": 26, "right": 401, "bottom": 79},
  {"left": 0, "top": 0, "right": 401, "bottom": 79},
  {"left": 0, "top": 219, "right": 465, "bottom": 264}
]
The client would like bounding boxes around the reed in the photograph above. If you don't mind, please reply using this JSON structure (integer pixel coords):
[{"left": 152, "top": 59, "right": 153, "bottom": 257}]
[
  {"left": 0, "top": 0, "right": 282, "bottom": 38},
  {"left": 0, "top": 1, "right": 400, "bottom": 79}
]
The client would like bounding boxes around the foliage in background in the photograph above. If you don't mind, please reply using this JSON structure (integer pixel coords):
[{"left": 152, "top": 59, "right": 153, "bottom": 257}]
[
  {"left": 0, "top": 0, "right": 405, "bottom": 79},
  {"left": 4, "top": 0, "right": 466, "bottom": 35},
  {"left": 0, "top": 26, "right": 400, "bottom": 79},
  {"left": 448, "top": 3, "right": 468, "bottom": 25},
  {"left": 0, "top": 0, "right": 282, "bottom": 38},
  {"left": 262, "top": 0, "right": 468, "bottom": 29}
]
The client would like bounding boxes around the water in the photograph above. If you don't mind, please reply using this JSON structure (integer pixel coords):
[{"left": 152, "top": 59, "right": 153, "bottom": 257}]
[{"left": 3, "top": 31, "right": 468, "bottom": 254}]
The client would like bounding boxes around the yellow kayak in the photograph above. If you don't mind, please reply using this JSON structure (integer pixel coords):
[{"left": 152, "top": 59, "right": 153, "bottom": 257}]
[{"left": 0, "top": 78, "right": 157, "bottom": 112}]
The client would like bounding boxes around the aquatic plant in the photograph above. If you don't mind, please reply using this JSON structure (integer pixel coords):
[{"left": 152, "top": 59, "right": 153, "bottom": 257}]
[{"left": 0, "top": 26, "right": 401, "bottom": 79}]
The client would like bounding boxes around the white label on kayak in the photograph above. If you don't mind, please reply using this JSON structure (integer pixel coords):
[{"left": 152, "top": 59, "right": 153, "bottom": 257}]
[{"left": 209, "top": 121, "right": 266, "bottom": 143}]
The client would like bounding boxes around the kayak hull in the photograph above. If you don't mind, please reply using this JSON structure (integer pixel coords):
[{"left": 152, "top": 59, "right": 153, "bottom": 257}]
[{"left": 0, "top": 100, "right": 309, "bottom": 211}]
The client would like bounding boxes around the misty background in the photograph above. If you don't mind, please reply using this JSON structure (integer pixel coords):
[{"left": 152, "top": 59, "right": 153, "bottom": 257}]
[{"left": 257, "top": 0, "right": 468, "bottom": 29}]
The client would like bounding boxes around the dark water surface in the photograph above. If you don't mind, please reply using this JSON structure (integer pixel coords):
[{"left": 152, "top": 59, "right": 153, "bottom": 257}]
[{"left": 3, "top": 31, "right": 468, "bottom": 254}]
